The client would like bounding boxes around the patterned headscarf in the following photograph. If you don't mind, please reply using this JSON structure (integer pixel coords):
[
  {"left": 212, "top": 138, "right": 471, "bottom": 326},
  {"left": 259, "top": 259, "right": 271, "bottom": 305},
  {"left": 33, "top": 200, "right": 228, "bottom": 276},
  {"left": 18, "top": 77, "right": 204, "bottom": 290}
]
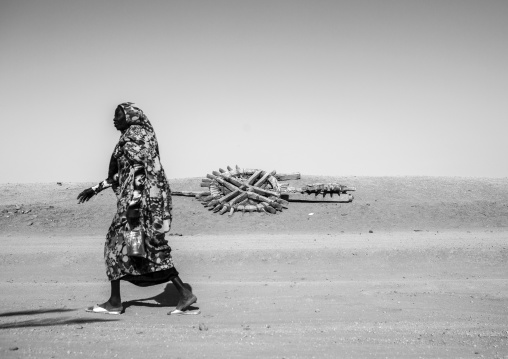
[{"left": 118, "top": 102, "right": 155, "bottom": 132}]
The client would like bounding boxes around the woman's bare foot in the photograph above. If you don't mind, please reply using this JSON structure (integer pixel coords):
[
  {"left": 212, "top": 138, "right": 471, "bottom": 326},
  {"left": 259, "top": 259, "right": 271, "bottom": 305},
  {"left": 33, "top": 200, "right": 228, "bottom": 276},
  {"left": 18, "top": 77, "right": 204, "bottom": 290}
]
[
  {"left": 86, "top": 299, "right": 123, "bottom": 314},
  {"left": 98, "top": 299, "right": 122, "bottom": 310},
  {"left": 176, "top": 293, "right": 197, "bottom": 311}
]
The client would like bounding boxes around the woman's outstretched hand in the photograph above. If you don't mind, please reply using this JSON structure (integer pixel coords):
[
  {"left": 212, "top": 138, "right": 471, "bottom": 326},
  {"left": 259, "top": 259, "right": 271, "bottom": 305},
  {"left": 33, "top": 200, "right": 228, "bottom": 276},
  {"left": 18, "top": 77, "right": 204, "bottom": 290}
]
[{"left": 77, "top": 188, "right": 95, "bottom": 203}]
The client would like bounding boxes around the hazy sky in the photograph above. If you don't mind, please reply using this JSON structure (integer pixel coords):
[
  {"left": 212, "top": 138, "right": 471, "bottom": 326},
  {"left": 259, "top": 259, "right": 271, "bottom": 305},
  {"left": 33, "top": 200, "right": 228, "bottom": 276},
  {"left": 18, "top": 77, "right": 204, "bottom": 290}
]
[{"left": 1, "top": 0, "right": 507, "bottom": 183}]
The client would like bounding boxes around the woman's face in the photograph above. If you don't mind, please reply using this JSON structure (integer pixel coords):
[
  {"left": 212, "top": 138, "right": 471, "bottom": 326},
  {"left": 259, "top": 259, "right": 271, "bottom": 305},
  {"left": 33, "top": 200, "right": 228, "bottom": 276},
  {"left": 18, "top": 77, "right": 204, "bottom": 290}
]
[{"left": 113, "top": 106, "right": 129, "bottom": 131}]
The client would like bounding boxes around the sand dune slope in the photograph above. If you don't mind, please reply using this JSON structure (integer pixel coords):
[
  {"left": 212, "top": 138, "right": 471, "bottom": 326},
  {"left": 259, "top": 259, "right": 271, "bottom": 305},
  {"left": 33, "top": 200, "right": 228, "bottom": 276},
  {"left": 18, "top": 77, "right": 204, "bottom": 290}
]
[{"left": 1, "top": 176, "right": 507, "bottom": 235}]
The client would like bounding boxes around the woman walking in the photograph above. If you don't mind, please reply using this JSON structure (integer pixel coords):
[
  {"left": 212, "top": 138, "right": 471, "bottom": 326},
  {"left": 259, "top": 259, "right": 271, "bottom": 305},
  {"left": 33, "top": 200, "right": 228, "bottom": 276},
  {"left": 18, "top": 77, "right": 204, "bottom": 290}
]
[{"left": 77, "top": 102, "right": 196, "bottom": 315}]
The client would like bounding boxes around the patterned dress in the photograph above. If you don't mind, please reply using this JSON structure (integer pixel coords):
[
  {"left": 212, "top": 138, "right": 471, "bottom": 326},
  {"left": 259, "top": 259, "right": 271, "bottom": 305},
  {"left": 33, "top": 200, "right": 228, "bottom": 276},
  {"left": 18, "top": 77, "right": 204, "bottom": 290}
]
[{"left": 92, "top": 103, "right": 177, "bottom": 285}]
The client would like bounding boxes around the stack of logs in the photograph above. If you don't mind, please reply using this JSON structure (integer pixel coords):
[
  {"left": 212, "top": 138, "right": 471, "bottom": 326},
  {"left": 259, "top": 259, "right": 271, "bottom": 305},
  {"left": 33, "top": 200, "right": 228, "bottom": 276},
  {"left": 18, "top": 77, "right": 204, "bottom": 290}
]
[
  {"left": 197, "top": 166, "right": 288, "bottom": 215},
  {"left": 171, "top": 166, "right": 356, "bottom": 216}
]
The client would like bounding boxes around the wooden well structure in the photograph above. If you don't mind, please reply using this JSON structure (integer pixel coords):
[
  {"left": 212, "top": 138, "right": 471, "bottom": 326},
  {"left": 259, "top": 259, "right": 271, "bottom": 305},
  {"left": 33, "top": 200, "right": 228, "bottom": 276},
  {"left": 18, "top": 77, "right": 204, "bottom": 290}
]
[{"left": 172, "top": 165, "right": 355, "bottom": 216}]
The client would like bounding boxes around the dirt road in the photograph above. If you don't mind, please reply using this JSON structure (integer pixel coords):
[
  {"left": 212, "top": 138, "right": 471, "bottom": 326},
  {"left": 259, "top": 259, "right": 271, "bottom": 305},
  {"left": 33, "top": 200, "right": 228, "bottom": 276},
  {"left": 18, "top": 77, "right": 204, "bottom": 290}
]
[{"left": 1, "top": 231, "right": 507, "bottom": 358}]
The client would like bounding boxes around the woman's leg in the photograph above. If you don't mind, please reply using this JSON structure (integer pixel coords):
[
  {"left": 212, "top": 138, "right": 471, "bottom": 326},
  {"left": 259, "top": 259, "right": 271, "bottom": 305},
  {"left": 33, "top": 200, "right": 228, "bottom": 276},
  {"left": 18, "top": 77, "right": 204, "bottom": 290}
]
[
  {"left": 109, "top": 279, "right": 122, "bottom": 307},
  {"left": 98, "top": 279, "right": 122, "bottom": 309},
  {"left": 171, "top": 276, "right": 197, "bottom": 311}
]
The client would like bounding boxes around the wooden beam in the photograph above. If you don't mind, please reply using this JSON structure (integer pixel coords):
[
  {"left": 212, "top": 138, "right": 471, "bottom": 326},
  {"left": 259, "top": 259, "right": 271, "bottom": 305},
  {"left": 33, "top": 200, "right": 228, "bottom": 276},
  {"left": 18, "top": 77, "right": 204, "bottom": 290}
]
[
  {"left": 282, "top": 193, "right": 353, "bottom": 203},
  {"left": 172, "top": 191, "right": 207, "bottom": 197},
  {"left": 246, "top": 170, "right": 263, "bottom": 185},
  {"left": 248, "top": 186, "right": 280, "bottom": 199},
  {"left": 207, "top": 173, "right": 240, "bottom": 193},
  {"left": 213, "top": 171, "right": 281, "bottom": 198},
  {"left": 341, "top": 186, "right": 356, "bottom": 192},
  {"left": 275, "top": 173, "right": 301, "bottom": 181},
  {"left": 254, "top": 170, "right": 276, "bottom": 187}
]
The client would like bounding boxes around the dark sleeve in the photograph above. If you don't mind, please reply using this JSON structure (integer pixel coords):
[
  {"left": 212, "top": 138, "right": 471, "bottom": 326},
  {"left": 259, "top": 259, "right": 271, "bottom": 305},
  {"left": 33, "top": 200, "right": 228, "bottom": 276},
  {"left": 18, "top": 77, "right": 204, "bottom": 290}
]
[{"left": 107, "top": 153, "right": 119, "bottom": 181}]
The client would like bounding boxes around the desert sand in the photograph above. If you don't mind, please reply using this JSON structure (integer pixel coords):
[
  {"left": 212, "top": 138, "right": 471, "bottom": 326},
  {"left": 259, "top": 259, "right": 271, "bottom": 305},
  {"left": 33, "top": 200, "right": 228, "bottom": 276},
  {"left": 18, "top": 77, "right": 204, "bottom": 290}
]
[{"left": 1, "top": 176, "right": 507, "bottom": 358}]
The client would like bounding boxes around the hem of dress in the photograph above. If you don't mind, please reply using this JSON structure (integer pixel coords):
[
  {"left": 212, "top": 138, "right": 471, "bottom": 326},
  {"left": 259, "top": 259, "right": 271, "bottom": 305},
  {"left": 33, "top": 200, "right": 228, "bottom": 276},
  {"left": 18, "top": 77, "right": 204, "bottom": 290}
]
[{"left": 110, "top": 267, "right": 179, "bottom": 287}]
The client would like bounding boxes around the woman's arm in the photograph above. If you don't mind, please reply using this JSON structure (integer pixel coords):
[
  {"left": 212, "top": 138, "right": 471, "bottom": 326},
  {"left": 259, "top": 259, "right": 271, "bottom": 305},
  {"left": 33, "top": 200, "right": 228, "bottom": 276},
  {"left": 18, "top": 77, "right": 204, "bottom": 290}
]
[
  {"left": 77, "top": 175, "right": 118, "bottom": 204},
  {"left": 90, "top": 176, "right": 117, "bottom": 194},
  {"left": 77, "top": 153, "right": 120, "bottom": 203}
]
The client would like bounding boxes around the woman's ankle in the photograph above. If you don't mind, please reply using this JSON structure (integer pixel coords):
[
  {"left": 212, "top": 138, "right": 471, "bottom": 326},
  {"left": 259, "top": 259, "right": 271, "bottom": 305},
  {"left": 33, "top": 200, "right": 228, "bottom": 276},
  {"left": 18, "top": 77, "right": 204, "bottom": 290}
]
[{"left": 108, "top": 298, "right": 122, "bottom": 307}]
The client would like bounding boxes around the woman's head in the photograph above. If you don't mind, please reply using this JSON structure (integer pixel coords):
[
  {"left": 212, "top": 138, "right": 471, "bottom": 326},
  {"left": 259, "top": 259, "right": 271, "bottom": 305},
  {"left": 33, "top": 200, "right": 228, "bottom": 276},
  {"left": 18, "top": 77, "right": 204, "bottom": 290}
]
[
  {"left": 114, "top": 102, "right": 154, "bottom": 132},
  {"left": 113, "top": 106, "right": 128, "bottom": 131}
]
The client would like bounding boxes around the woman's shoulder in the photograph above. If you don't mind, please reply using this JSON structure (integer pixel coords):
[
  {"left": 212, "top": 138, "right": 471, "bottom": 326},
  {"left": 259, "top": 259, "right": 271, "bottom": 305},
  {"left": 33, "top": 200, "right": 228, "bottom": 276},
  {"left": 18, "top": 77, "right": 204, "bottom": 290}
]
[{"left": 124, "top": 125, "right": 153, "bottom": 139}]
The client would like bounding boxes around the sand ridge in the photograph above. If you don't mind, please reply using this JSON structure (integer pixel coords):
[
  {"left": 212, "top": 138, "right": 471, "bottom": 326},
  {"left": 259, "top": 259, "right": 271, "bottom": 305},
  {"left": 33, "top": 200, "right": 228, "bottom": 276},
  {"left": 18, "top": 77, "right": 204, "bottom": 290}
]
[{"left": 1, "top": 176, "right": 507, "bottom": 236}]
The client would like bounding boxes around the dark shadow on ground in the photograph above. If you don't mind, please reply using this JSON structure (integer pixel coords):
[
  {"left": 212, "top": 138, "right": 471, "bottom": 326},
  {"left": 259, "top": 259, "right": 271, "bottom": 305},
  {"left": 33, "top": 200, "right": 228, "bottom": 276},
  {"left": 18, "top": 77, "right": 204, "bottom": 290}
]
[
  {"left": 123, "top": 283, "right": 196, "bottom": 311},
  {"left": 0, "top": 309, "right": 76, "bottom": 317},
  {"left": 0, "top": 317, "right": 118, "bottom": 329}
]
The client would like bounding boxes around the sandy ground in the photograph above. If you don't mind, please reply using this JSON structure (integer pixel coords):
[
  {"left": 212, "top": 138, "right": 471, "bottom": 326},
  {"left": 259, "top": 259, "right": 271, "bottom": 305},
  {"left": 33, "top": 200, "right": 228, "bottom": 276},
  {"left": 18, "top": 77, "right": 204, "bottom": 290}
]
[{"left": 1, "top": 177, "right": 507, "bottom": 358}]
